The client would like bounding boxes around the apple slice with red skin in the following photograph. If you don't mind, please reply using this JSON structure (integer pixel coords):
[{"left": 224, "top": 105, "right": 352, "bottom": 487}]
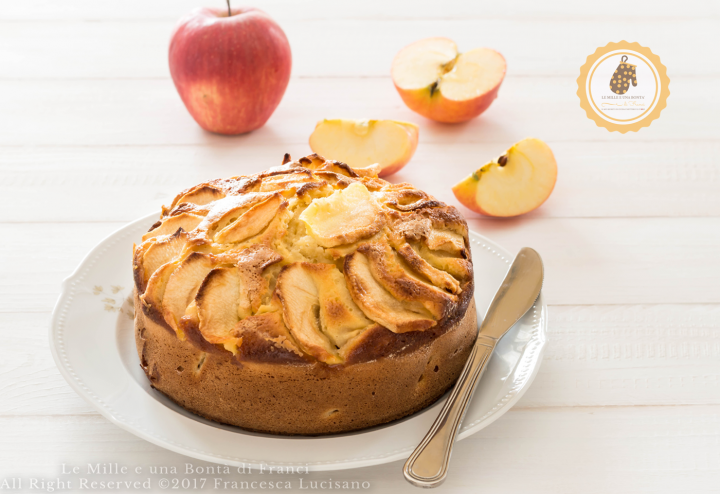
[
  {"left": 452, "top": 138, "right": 558, "bottom": 217},
  {"left": 309, "top": 119, "right": 419, "bottom": 177},
  {"left": 392, "top": 37, "right": 506, "bottom": 123},
  {"left": 169, "top": 7, "right": 291, "bottom": 135}
]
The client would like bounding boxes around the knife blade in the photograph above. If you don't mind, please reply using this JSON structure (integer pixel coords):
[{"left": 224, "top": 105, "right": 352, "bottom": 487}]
[{"left": 479, "top": 247, "right": 544, "bottom": 339}]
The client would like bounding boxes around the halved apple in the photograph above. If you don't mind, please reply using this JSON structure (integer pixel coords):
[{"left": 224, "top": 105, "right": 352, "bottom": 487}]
[
  {"left": 391, "top": 37, "right": 506, "bottom": 123},
  {"left": 308, "top": 119, "right": 418, "bottom": 177},
  {"left": 452, "top": 138, "right": 557, "bottom": 217}
]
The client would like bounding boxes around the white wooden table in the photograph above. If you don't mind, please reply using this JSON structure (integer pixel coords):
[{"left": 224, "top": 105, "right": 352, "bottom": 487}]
[{"left": 1, "top": 1, "right": 718, "bottom": 492}]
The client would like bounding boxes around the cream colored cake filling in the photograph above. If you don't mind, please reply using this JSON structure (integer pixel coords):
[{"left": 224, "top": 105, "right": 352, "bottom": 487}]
[
  {"left": 135, "top": 155, "right": 471, "bottom": 364},
  {"left": 300, "top": 182, "right": 384, "bottom": 248}
]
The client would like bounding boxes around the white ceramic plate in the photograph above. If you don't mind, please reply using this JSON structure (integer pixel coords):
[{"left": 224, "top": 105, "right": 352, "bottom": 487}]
[{"left": 50, "top": 212, "right": 547, "bottom": 471}]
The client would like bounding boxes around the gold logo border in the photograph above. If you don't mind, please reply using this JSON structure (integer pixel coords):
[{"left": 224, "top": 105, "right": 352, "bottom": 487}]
[{"left": 577, "top": 41, "right": 670, "bottom": 133}]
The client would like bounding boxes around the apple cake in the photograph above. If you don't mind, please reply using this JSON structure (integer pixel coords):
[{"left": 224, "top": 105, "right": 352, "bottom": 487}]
[{"left": 133, "top": 153, "right": 476, "bottom": 435}]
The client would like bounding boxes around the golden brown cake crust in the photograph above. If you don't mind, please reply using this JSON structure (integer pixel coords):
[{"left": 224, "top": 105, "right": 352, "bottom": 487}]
[
  {"left": 136, "top": 291, "right": 476, "bottom": 435},
  {"left": 132, "top": 153, "right": 476, "bottom": 435}
]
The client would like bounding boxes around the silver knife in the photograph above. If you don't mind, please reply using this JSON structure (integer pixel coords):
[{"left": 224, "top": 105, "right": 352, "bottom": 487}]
[{"left": 403, "top": 247, "right": 544, "bottom": 488}]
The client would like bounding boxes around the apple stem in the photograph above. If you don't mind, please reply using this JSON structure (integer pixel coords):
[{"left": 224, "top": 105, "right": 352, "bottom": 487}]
[{"left": 226, "top": 0, "right": 231, "bottom": 16}]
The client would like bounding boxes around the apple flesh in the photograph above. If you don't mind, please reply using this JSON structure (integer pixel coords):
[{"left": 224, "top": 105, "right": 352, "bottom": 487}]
[
  {"left": 391, "top": 37, "right": 506, "bottom": 123},
  {"left": 452, "top": 138, "right": 557, "bottom": 217},
  {"left": 169, "top": 7, "right": 291, "bottom": 135},
  {"left": 308, "top": 119, "right": 419, "bottom": 177}
]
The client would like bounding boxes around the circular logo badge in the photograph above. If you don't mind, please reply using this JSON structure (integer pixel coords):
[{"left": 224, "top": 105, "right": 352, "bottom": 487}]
[{"left": 577, "top": 41, "right": 669, "bottom": 133}]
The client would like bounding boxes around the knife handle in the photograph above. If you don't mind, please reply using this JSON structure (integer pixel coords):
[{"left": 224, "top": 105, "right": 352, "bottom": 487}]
[{"left": 403, "top": 335, "right": 496, "bottom": 488}]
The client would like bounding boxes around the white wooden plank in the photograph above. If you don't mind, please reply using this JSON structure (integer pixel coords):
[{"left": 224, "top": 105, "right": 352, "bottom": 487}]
[
  {"left": 468, "top": 217, "right": 720, "bottom": 305},
  {"left": 0, "top": 77, "right": 714, "bottom": 148},
  {"left": 1, "top": 0, "right": 717, "bottom": 21},
  {"left": 0, "top": 223, "right": 124, "bottom": 313},
  {"left": 519, "top": 304, "right": 720, "bottom": 407},
  {"left": 0, "top": 407, "right": 718, "bottom": 493},
  {"left": 1, "top": 141, "right": 718, "bottom": 223},
  {"left": 0, "top": 218, "right": 718, "bottom": 312},
  {"left": 3, "top": 305, "right": 719, "bottom": 417},
  {"left": 0, "top": 313, "right": 96, "bottom": 416},
  {"left": 0, "top": 17, "right": 717, "bottom": 79}
]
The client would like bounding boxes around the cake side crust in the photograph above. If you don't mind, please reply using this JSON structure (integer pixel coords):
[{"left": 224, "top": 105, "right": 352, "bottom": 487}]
[{"left": 135, "top": 289, "right": 477, "bottom": 435}]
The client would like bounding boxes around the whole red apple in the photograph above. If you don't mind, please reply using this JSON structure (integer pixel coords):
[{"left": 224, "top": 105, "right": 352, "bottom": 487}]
[{"left": 169, "top": 7, "right": 292, "bottom": 135}]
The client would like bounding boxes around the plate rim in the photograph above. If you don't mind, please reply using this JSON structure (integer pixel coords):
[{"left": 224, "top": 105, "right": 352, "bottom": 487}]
[{"left": 49, "top": 212, "right": 547, "bottom": 471}]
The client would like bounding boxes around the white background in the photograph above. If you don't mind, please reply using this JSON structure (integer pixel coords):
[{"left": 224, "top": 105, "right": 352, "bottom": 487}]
[{"left": 1, "top": 0, "right": 719, "bottom": 493}]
